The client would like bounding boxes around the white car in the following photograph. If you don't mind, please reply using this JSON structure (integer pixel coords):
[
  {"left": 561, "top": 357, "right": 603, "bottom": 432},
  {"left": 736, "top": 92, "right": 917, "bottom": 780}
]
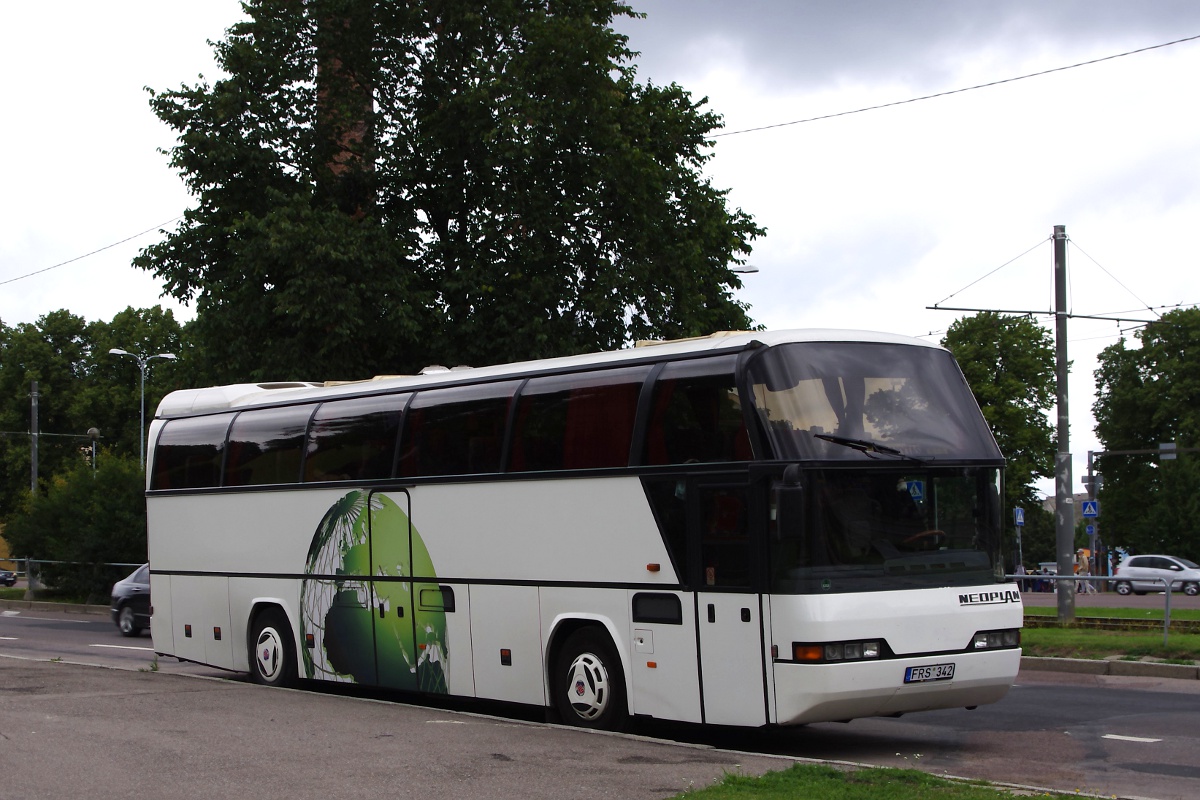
[{"left": 1113, "top": 555, "right": 1200, "bottom": 596}]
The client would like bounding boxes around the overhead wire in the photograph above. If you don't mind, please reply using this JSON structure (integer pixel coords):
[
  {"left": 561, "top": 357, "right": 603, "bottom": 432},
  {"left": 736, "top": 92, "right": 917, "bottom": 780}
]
[
  {"left": 0, "top": 215, "right": 182, "bottom": 287},
  {"left": 932, "top": 238, "right": 1048, "bottom": 308},
  {"left": 1068, "top": 240, "right": 1161, "bottom": 319},
  {"left": 713, "top": 33, "right": 1200, "bottom": 138}
]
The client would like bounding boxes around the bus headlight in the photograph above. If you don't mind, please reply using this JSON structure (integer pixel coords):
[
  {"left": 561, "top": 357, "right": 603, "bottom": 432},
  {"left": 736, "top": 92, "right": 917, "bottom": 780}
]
[
  {"left": 792, "top": 640, "right": 883, "bottom": 663},
  {"left": 971, "top": 629, "right": 1021, "bottom": 650}
]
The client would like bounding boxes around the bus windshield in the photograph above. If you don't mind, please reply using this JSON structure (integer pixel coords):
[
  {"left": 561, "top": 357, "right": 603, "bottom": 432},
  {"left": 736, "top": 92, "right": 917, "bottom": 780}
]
[
  {"left": 771, "top": 466, "right": 1004, "bottom": 594},
  {"left": 746, "top": 342, "right": 1001, "bottom": 462}
]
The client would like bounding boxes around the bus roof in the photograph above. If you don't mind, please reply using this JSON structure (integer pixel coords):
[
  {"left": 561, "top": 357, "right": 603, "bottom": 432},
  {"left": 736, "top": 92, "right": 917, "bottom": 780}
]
[{"left": 155, "top": 328, "right": 943, "bottom": 418}]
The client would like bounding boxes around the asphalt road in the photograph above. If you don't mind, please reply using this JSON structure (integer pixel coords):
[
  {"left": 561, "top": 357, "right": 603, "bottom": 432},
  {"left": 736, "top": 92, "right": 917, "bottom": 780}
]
[{"left": 3, "top": 600, "right": 1200, "bottom": 800}]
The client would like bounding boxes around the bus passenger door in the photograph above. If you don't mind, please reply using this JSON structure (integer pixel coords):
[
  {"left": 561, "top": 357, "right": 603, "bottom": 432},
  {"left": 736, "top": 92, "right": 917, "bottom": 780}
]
[
  {"left": 368, "top": 490, "right": 418, "bottom": 691},
  {"left": 692, "top": 481, "right": 768, "bottom": 726}
]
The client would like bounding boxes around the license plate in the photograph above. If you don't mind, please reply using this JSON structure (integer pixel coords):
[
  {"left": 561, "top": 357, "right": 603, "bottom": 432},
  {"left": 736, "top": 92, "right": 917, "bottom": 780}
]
[{"left": 904, "top": 663, "right": 955, "bottom": 683}]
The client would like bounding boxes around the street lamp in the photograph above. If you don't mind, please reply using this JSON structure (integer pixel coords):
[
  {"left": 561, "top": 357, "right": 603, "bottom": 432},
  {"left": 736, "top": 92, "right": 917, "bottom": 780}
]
[
  {"left": 109, "top": 348, "right": 177, "bottom": 468},
  {"left": 88, "top": 427, "right": 100, "bottom": 477}
]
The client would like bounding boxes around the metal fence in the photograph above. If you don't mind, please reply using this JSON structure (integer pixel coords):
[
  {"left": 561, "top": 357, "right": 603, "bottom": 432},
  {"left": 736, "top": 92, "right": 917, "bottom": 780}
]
[
  {"left": 1008, "top": 573, "right": 1188, "bottom": 645},
  {"left": 4, "top": 558, "right": 144, "bottom": 602}
]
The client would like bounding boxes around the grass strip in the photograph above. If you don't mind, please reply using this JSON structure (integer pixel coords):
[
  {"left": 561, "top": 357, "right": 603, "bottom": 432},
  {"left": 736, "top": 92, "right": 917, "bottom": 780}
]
[
  {"left": 1024, "top": 605, "right": 1200, "bottom": 621},
  {"left": 1021, "top": 626, "right": 1200, "bottom": 662},
  {"left": 674, "top": 764, "right": 1049, "bottom": 799}
]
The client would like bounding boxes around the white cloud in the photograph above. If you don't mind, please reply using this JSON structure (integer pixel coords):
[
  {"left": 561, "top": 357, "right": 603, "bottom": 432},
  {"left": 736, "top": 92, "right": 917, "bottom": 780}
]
[{"left": 5, "top": 1, "right": 1198, "bottom": 497}]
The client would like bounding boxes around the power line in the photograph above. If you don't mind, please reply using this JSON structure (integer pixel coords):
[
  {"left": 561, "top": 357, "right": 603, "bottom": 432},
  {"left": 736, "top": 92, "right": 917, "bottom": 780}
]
[
  {"left": 714, "top": 33, "right": 1200, "bottom": 138},
  {"left": 0, "top": 215, "right": 182, "bottom": 287},
  {"left": 932, "top": 237, "right": 1048, "bottom": 307},
  {"left": 1068, "top": 240, "right": 1160, "bottom": 320}
]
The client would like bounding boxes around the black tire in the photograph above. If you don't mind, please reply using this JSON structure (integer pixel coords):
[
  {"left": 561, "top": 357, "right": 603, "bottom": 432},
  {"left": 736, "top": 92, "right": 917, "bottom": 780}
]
[
  {"left": 117, "top": 605, "right": 142, "bottom": 637},
  {"left": 1114, "top": 581, "right": 1132, "bottom": 596},
  {"left": 1185, "top": 583, "right": 1199, "bottom": 597},
  {"left": 249, "top": 608, "right": 297, "bottom": 687},
  {"left": 552, "top": 628, "right": 628, "bottom": 731}
]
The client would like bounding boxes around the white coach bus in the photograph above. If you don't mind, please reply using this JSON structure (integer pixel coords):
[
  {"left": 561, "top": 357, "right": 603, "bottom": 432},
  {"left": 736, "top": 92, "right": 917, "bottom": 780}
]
[{"left": 146, "top": 329, "right": 1021, "bottom": 729}]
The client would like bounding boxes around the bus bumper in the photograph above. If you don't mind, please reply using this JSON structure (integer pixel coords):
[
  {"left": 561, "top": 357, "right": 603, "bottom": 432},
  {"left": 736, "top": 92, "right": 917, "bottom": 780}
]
[{"left": 772, "top": 648, "right": 1021, "bottom": 725}]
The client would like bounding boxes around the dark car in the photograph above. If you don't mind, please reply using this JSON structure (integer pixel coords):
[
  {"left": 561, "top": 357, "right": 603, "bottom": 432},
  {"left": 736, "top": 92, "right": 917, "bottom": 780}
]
[
  {"left": 0, "top": 567, "right": 16, "bottom": 587},
  {"left": 110, "top": 564, "right": 151, "bottom": 636}
]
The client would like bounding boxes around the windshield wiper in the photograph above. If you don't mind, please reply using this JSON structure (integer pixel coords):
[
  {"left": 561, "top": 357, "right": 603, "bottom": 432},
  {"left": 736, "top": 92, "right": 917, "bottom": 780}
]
[{"left": 814, "top": 433, "right": 925, "bottom": 463}]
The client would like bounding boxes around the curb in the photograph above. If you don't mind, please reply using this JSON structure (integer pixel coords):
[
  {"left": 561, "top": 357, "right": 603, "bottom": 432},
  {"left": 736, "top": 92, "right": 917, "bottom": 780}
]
[
  {"left": 1021, "top": 655, "right": 1199, "bottom": 680},
  {"left": 0, "top": 599, "right": 109, "bottom": 616}
]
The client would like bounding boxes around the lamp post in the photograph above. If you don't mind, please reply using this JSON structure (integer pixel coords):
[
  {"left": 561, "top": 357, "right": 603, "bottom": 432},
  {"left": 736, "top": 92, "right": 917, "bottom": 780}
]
[
  {"left": 88, "top": 427, "right": 100, "bottom": 477},
  {"left": 109, "top": 348, "right": 177, "bottom": 468}
]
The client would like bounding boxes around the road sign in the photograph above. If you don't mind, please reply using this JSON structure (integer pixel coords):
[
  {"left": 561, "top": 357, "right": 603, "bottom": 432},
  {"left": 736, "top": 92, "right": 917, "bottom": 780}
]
[
  {"left": 1013, "top": 507, "right": 1025, "bottom": 527},
  {"left": 906, "top": 480, "right": 924, "bottom": 501},
  {"left": 1085, "top": 524, "right": 1095, "bottom": 536},
  {"left": 1081, "top": 500, "right": 1099, "bottom": 518}
]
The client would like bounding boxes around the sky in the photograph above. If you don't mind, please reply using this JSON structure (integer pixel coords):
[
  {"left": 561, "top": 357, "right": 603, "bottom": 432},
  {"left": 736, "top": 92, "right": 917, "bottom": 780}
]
[{"left": 4, "top": 1, "right": 1200, "bottom": 498}]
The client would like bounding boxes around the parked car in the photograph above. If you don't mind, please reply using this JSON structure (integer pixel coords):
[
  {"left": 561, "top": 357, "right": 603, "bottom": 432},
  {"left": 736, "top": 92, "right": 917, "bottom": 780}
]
[
  {"left": 1113, "top": 554, "right": 1200, "bottom": 596},
  {"left": 0, "top": 567, "right": 16, "bottom": 587},
  {"left": 110, "top": 564, "right": 151, "bottom": 636}
]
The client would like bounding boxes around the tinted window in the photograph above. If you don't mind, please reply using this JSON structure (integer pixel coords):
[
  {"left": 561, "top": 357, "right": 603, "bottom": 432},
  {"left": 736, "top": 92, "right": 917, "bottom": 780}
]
[
  {"left": 632, "top": 592, "right": 683, "bottom": 624},
  {"left": 151, "top": 414, "right": 233, "bottom": 490},
  {"left": 642, "top": 356, "right": 751, "bottom": 465},
  {"left": 510, "top": 367, "right": 649, "bottom": 472},
  {"left": 225, "top": 406, "right": 313, "bottom": 486},
  {"left": 304, "top": 394, "right": 406, "bottom": 482},
  {"left": 398, "top": 382, "right": 519, "bottom": 477},
  {"left": 747, "top": 342, "right": 1001, "bottom": 461}
]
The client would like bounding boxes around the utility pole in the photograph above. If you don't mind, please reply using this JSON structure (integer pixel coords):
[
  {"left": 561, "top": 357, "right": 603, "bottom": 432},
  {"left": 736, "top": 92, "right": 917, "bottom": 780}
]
[
  {"left": 30, "top": 380, "right": 39, "bottom": 495},
  {"left": 1053, "top": 225, "right": 1076, "bottom": 622},
  {"left": 927, "top": 223, "right": 1158, "bottom": 618}
]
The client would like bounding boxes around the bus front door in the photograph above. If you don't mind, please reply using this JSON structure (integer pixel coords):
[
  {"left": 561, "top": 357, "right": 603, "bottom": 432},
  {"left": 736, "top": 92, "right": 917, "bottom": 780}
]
[
  {"left": 693, "top": 481, "right": 769, "bottom": 726},
  {"left": 368, "top": 490, "right": 419, "bottom": 691}
]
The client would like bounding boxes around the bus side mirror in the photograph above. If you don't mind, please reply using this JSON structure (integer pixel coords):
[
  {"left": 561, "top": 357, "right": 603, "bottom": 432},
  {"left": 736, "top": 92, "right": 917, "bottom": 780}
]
[{"left": 777, "top": 485, "right": 805, "bottom": 540}]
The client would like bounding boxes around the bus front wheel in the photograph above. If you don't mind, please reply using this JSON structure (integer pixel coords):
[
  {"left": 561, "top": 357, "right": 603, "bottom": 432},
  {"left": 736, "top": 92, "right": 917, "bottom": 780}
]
[
  {"left": 249, "top": 608, "right": 297, "bottom": 688},
  {"left": 553, "top": 628, "right": 628, "bottom": 731}
]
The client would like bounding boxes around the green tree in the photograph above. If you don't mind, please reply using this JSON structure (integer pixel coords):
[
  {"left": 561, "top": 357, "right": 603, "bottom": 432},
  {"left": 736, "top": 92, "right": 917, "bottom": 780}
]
[
  {"left": 3, "top": 453, "right": 147, "bottom": 600},
  {"left": 1093, "top": 308, "right": 1200, "bottom": 557},
  {"left": 0, "top": 310, "right": 94, "bottom": 514},
  {"left": 135, "top": 0, "right": 762, "bottom": 383},
  {"left": 0, "top": 307, "right": 188, "bottom": 521},
  {"left": 85, "top": 306, "right": 191, "bottom": 459},
  {"left": 1018, "top": 504, "right": 1057, "bottom": 569},
  {"left": 942, "top": 313, "right": 1057, "bottom": 530}
]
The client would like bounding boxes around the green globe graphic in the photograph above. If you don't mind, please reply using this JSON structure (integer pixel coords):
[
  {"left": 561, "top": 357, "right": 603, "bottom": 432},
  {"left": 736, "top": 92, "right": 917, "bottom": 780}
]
[{"left": 300, "top": 490, "right": 448, "bottom": 692}]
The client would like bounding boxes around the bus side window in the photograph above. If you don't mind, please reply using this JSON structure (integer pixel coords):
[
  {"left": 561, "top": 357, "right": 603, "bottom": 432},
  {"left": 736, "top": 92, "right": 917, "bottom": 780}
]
[
  {"left": 304, "top": 394, "right": 406, "bottom": 482},
  {"left": 151, "top": 414, "right": 234, "bottom": 490},
  {"left": 699, "top": 486, "right": 750, "bottom": 588},
  {"left": 642, "top": 356, "right": 750, "bottom": 466},
  {"left": 510, "top": 366, "right": 648, "bottom": 472},
  {"left": 224, "top": 406, "right": 312, "bottom": 486},
  {"left": 642, "top": 478, "right": 690, "bottom": 584},
  {"left": 397, "top": 381, "right": 519, "bottom": 477}
]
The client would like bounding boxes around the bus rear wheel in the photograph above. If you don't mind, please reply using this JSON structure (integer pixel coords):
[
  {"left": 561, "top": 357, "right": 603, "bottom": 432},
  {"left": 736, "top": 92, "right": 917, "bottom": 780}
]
[
  {"left": 249, "top": 608, "right": 297, "bottom": 688},
  {"left": 553, "top": 628, "right": 627, "bottom": 731}
]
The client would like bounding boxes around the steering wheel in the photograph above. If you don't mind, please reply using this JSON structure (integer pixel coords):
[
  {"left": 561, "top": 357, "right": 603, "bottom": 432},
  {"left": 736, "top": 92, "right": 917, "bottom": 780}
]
[{"left": 902, "top": 529, "right": 946, "bottom": 546}]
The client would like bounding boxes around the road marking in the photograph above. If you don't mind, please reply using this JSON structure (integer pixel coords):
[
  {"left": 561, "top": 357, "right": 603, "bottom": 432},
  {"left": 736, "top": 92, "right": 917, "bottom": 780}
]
[
  {"left": 0, "top": 613, "right": 90, "bottom": 624},
  {"left": 1103, "top": 734, "right": 1162, "bottom": 743},
  {"left": 0, "top": 636, "right": 18, "bottom": 640},
  {"left": 89, "top": 644, "right": 155, "bottom": 652}
]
